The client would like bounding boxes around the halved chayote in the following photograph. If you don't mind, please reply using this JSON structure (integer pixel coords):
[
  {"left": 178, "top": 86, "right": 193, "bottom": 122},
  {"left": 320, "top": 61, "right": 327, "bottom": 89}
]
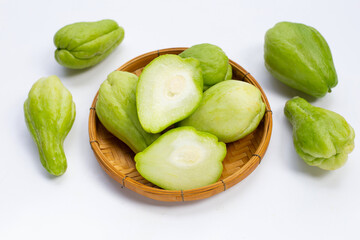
[
  {"left": 136, "top": 54, "right": 203, "bottom": 134},
  {"left": 179, "top": 80, "right": 265, "bottom": 143},
  {"left": 264, "top": 21, "right": 337, "bottom": 97},
  {"left": 54, "top": 19, "right": 124, "bottom": 69},
  {"left": 285, "top": 97, "right": 355, "bottom": 170},
  {"left": 96, "top": 71, "right": 160, "bottom": 153},
  {"left": 135, "top": 127, "right": 226, "bottom": 190},
  {"left": 24, "top": 76, "right": 76, "bottom": 176}
]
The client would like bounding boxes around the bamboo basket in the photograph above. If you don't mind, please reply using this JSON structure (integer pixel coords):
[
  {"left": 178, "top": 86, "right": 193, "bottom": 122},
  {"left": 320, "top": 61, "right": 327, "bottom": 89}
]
[{"left": 88, "top": 48, "right": 273, "bottom": 202}]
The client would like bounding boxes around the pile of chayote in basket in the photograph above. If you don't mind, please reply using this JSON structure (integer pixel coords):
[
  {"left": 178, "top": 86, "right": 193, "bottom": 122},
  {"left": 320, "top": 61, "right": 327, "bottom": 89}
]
[
  {"left": 24, "top": 19, "right": 354, "bottom": 187},
  {"left": 95, "top": 45, "right": 266, "bottom": 190}
]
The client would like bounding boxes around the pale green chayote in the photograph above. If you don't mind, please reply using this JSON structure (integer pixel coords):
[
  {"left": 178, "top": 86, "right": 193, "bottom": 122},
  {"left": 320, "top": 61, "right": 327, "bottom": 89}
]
[
  {"left": 284, "top": 97, "right": 355, "bottom": 170},
  {"left": 179, "top": 80, "right": 265, "bottom": 143},
  {"left": 264, "top": 22, "right": 337, "bottom": 97},
  {"left": 179, "top": 43, "right": 229, "bottom": 87},
  {"left": 54, "top": 19, "right": 124, "bottom": 69},
  {"left": 24, "top": 76, "right": 76, "bottom": 176},
  {"left": 96, "top": 71, "right": 160, "bottom": 153}
]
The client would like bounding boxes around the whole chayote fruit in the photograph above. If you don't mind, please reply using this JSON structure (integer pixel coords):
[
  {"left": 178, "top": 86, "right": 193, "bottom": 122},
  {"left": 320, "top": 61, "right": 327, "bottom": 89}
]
[
  {"left": 96, "top": 71, "right": 160, "bottom": 153},
  {"left": 264, "top": 22, "right": 337, "bottom": 97},
  {"left": 179, "top": 43, "right": 229, "bottom": 87},
  {"left": 285, "top": 97, "right": 355, "bottom": 170},
  {"left": 24, "top": 76, "right": 76, "bottom": 176},
  {"left": 179, "top": 80, "right": 265, "bottom": 143},
  {"left": 54, "top": 19, "right": 124, "bottom": 69}
]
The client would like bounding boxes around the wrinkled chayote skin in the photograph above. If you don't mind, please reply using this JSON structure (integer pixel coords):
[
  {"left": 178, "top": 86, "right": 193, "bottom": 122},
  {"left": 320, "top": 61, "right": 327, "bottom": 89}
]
[
  {"left": 96, "top": 71, "right": 160, "bottom": 153},
  {"left": 179, "top": 80, "right": 265, "bottom": 143},
  {"left": 54, "top": 19, "right": 124, "bottom": 69},
  {"left": 179, "top": 43, "right": 229, "bottom": 86},
  {"left": 285, "top": 97, "right": 355, "bottom": 170},
  {"left": 264, "top": 22, "right": 337, "bottom": 97},
  {"left": 203, "top": 63, "right": 232, "bottom": 91},
  {"left": 24, "top": 76, "right": 76, "bottom": 176}
]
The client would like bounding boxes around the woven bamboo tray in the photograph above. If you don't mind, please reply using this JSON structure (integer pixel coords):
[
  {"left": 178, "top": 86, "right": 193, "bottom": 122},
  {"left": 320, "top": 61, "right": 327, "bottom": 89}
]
[{"left": 89, "top": 48, "right": 272, "bottom": 202}]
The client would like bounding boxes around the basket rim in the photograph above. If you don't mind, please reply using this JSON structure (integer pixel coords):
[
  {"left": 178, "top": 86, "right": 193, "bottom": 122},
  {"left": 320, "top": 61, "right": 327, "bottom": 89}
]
[{"left": 88, "top": 47, "right": 273, "bottom": 201}]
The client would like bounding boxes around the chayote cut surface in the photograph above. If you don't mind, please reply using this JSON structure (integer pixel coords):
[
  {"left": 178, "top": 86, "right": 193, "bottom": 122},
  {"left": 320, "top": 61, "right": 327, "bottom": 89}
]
[
  {"left": 135, "top": 127, "right": 226, "bottom": 190},
  {"left": 284, "top": 97, "right": 355, "bottom": 170},
  {"left": 24, "top": 76, "right": 76, "bottom": 176},
  {"left": 54, "top": 19, "right": 124, "bottom": 69},
  {"left": 179, "top": 80, "right": 265, "bottom": 143},
  {"left": 96, "top": 71, "right": 160, "bottom": 153},
  {"left": 136, "top": 54, "right": 203, "bottom": 134},
  {"left": 264, "top": 22, "right": 337, "bottom": 97}
]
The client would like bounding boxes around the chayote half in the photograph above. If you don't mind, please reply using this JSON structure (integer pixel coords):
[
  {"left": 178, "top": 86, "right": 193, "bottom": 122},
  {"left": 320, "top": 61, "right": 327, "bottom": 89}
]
[
  {"left": 24, "top": 75, "right": 76, "bottom": 176},
  {"left": 179, "top": 80, "right": 265, "bottom": 143},
  {"left": 54, "top": 19, "right": 124, "bottom": 69},
  {"left": 284, "top": 97, "right": 355, "bottom": 170},
  {"left": 96, "top": 71, "right": 160, "bottom": 153},
  {"left": 136, "top": 54, "right": 203, "bottom": 134},
  {"left": 135, "top": 127, "right": 226, "bottom": 190},
  {"left": 264, "top": 22, "right": 337, "bottom": 97}
]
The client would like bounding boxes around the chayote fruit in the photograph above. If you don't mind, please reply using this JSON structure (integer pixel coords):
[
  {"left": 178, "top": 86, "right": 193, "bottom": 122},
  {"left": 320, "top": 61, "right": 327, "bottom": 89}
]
[
  {"left": 179, "top": 80, "right": 265, "bottom": 143},
  {"left": 136, "top": 54, "right": 203, "bottom": 134},
  {"left": 96, "top": 71, "right": 160, "bottom": 153},
  {"left": 135, "top": 126, "right": 226, "bottom": 190},
  {"left": 284, "top": 97, "right": 355, "bottom": 170},
  {"left": 203, "top": 63, "right": 232, "bottom": 91},
  {"left": 54, "top": 19, "right": 124, "bottom": 69},
  {"left": 264, "top": 22, "right": 337, "bottom": 97},
  {"left": 24, "top": 76, "right": 76, "bottom": 176},
  {"left": 225, "top": 63, "right": 233, "bottom": 80},
  {"left": 179, "top": 43, "right": 229, "bottom": 86}
]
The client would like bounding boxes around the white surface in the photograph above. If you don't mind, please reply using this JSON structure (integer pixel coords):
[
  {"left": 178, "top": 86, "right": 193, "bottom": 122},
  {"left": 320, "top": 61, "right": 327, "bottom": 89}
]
[{"left": 1, "top": 0, "right": 359, "bottom": 239}]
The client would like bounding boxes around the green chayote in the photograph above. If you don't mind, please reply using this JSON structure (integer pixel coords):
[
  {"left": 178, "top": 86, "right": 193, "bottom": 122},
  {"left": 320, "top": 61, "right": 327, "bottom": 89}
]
[
  {"left": 96, "top": 71, "right": 160, "bottom": 153},
  {"left": 203, "top": 63, "right": 232, "bottom": 91},
  {"left": 179, "top": 80, "right": 265, "bottom": 143},
  {"left": 179, "top": 43, "right": 229, "bottom": 86},
  {"left": 264, "top": 22, "right": 337, "bottom": 97},
  {"left": 54, "top": 19, "right": 124, "bottom": 69},
  {"left": 24, "top": 76, "right": 76, "bottom": 176},
  {"left": 284, "top": 97, "right": 355, "bottom": 170}
]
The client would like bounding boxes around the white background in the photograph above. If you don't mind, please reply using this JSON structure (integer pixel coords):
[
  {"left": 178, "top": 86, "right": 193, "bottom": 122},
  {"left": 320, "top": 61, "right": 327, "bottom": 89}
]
[{"left": 1, "top": 0, "right": 359, "bottom": 239}]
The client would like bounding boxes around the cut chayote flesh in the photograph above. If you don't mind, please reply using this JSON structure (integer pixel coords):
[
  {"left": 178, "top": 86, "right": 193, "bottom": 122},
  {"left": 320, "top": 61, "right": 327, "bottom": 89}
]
[
  {"left": 179, "top": 80, "right": 265, "bottom": 143},
  {"left": 96, "top": 71, "right": 160, "bottom": 153},
  {"left": 135, "top": 127, "right": 226, "bottom": 190},
  {"left": 24, "top": 76, "right": 76, "bottom": 176},
  {"left": 54, "top": 19, "right": 124, "bottom": 69},
  {"left": 179, "top": 43, "right": 229, "bottom": 86},
  {"left": 136, "top": 54, "right": 203, "bottom": 133},
  {"left": 264, "top": 21, "right": 337, "bottom": 97},
  {"left": 285, "top": 97, "right": 355, "bottom": 170}
]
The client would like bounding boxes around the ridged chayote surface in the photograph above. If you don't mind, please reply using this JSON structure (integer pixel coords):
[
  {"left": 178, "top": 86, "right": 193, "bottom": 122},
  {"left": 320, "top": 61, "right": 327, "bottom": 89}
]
[
  {"left": 284, "top": 97, "right": 355, "bottom": 170},
  {"left": 54, "top": 19, "right": 124, "bottom": 69},
  {"left": 24, "top": 75, "right": 76, "bottom": 176},
  {"left": 179, "top": 43, "right": 229, "bottom": 86},
  {"left": 264, "top": 22, "right": 337, "bottom": 97},
  {"left": 96, "top": 71, "right": 160, "bottom": 153}
]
